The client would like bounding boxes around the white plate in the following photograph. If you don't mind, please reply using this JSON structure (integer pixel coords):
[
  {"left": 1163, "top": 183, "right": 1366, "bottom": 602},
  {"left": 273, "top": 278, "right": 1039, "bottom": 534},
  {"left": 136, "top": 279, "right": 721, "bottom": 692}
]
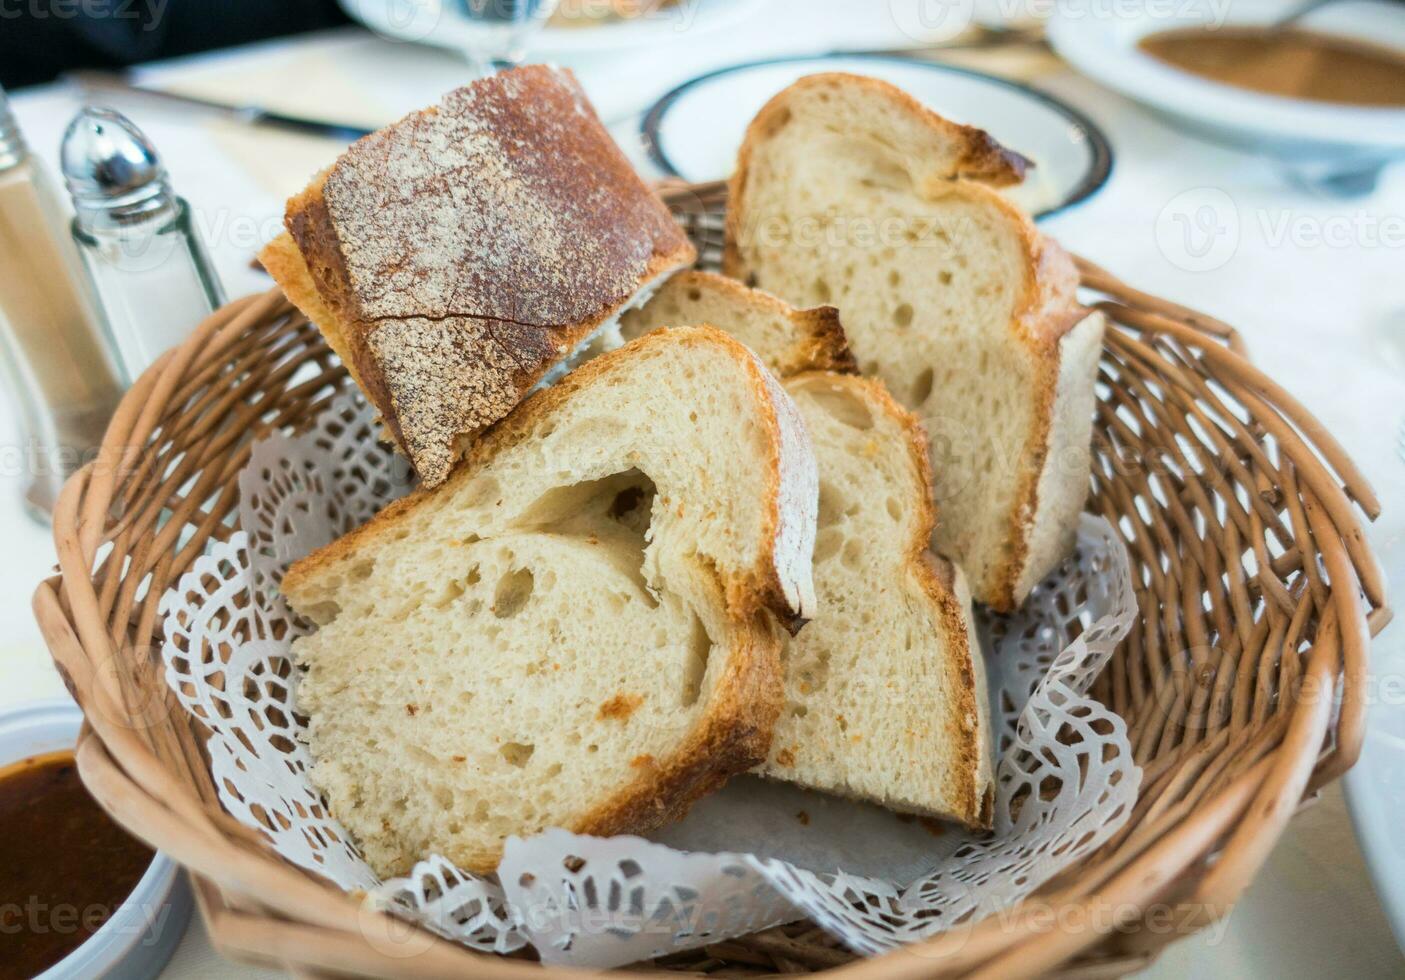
[
  {"left": 1345, "top": 564, "right": 1405, "bottom": 955},
  {"left": 1047, "top": 0, "right": 1405, "bottom": 180},
  {"left": 640, "top": 55, "right": 1112, "bottom": 219},
  {"left": 341, "top": 0, "right": 764, "bottom": 57}
]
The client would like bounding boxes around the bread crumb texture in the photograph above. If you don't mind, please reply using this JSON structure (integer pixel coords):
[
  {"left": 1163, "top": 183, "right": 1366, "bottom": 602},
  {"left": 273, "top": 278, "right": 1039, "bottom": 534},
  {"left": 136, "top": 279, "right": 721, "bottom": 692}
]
[
  {"left": 621, "top": 273, "right": 993, "bottom": 827},
  {"left": 725, "top": 72, "right": 1097, "bottom": 611},
  {"left": 282, "top": 328, "right": 815, "bottom": 876}
]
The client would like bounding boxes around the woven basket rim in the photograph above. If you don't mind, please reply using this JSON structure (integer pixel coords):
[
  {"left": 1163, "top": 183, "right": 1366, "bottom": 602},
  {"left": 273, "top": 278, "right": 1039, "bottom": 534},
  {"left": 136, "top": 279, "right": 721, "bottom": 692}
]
[{"left": 34, "top": 252, "right": 1389, "bottom": 977}]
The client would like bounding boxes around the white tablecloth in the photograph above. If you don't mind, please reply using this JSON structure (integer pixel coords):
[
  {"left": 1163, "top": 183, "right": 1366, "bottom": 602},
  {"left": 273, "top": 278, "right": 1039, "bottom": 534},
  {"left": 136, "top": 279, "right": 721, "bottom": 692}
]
[{"left": 4, "top": 2, "right": 1403, "bottom": 975}]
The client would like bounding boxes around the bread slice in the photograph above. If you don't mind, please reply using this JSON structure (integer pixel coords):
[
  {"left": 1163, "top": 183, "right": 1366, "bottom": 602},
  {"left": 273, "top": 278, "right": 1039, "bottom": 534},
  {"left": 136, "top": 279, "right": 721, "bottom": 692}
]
[
  {"left": 724, "top": 72, "right": 1105, "bottom": 611},
  {"left": 259, "top": 65, "right": 695, "bottom": 488},
  {"left": 620, "top": 272, "right": 991, "bottom": 827},
  {"left": 281, "top": 326, "right": 817, "bottom": 877},
  {"left": 619, "top": 270, "right": 856, "bottom": 377}
]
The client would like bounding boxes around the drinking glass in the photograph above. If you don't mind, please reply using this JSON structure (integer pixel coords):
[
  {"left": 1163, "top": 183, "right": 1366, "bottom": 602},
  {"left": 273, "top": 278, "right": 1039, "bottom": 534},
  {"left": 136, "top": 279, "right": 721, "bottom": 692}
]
[{"left": 447, "top": 0, "right": 560, "bottom": 77}]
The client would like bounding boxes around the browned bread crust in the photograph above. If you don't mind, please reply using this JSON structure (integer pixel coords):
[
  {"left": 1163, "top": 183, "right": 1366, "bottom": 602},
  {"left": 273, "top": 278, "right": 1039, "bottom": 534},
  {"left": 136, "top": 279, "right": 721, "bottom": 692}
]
[
  {"left": 266, "top": 65, "right": 695, "bottom": 488},
  {"left": 727, "top": 72, "right": 1026, "bottom": 225},
  {"left": 569, "top": 608, "right": 788, "bottom": 852},
  {"left": 625, "top": 270, "right": 859, "bottom": 377}
]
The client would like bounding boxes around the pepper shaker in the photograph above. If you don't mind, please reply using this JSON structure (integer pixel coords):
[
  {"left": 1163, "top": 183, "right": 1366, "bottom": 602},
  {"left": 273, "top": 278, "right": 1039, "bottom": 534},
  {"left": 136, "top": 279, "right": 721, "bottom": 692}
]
[
  {"left": 0, "top": 88, "right": 125, "bottom": 521},
  {"left": 62, "top": 107, "right": 225, "bottom": 383}
]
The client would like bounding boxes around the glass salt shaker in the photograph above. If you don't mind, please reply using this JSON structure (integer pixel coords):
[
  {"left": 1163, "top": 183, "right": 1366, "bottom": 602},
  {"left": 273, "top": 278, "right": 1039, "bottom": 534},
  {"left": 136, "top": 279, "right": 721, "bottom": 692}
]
[
  {"left": 62, "top": 106, "right": 225, "bottom": 384},
  {"left": 0, "top": 88, "right": 125, "bottom": 521}
]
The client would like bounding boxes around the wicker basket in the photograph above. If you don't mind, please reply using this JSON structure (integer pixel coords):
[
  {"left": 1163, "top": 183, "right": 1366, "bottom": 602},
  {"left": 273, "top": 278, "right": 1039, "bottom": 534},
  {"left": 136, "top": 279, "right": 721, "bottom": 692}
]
[{"left": 35, "top": 183, "right": 1389, "bottom": 978}]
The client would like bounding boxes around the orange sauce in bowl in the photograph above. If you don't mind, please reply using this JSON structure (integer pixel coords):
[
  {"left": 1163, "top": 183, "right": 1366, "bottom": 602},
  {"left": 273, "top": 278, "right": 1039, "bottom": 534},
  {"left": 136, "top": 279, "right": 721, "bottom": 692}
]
[
  {"left": 1139, "top": 27, "right": 1405, "bottom": 107},
  {"left": 0, "top": 750, "right": 155, "bottom": 980}
]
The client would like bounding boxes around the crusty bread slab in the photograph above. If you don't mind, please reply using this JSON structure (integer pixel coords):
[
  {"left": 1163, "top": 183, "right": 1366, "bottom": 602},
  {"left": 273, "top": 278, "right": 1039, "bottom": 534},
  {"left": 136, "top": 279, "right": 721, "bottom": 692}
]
[
  {"left": 260, "top": 65, "right": 695, "bottom": 488},
  {"left": 281, "top": 326, "right": 817, "bottom": 876},
  {"left": 620, "top": 270, "right": 856, "bottom": 377},
  {"left": 723, "top": 72, "right": 1103, "bottom": 612},
  {"left": 619, "top": 271, "right": 992, "bottom": 827}
]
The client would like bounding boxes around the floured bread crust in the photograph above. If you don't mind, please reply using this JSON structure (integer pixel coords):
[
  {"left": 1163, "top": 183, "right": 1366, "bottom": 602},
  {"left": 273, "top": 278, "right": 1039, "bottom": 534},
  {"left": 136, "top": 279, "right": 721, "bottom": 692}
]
[{"left": 263, "top": 65, "right": 695, "bottom": 486}]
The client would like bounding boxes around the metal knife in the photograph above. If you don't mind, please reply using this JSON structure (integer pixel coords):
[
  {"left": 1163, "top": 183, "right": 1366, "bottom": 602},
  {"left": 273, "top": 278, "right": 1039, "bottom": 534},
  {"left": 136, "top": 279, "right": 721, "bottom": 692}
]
[{"left": 63, "top": 70, "right": 375, "bottom": 143}]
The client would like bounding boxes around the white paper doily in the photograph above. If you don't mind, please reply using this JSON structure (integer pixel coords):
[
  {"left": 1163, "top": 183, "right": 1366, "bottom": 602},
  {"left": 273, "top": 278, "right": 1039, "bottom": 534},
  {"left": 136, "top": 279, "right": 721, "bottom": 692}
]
[{"left": 159, "top": 390, "right": 1140, "bottom": 968}]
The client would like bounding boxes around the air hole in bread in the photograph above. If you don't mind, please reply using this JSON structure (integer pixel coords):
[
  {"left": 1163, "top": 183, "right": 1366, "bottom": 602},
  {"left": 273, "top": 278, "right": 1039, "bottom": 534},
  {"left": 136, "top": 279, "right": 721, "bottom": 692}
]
[
  {"left": 806, "top": 386, "right": 874, "bottom": 431},
  {"left": 500, "top": 742, "right": 534, "bottom": 768},
  {"left": 349, "top": 560, "right": 374, "bottom": 581},
  {"left": 432, "top": 579, "right": 466, "bottom": 609},
  {"left": 558, "top": 416, "right": 617, "bottom": 446},
  {"left": 608, "top": 484, "right": 648, "bottom": 529},
  {"left": 817, "top": 482, "right": 848, "bottom": 527},
  {"left": 303, "top": 600, "right": 342, "bottom": 626},
  {"left": 886, "top": 497, "right": 903, "bottom": 522},
  {"left": 680, "top": 614, "right": 713, "bottom": 708},
  {"left": 492, "top": 567, "right": 535, "bottom": 618},
  {"left": 911, "top": 367, "right": 935, "bottom": 406},
  {"left": 813, "top": 277, "right": 832, "bottom": 304},
  {"left": 893, "top": 302, "right": 914, "bottom": 328},
  {"left": 813, "top": 527, "right": 843, "bottom": 563},
  {"left": 511, "top": 469, "right": 658, "bottom": 607},
  {"left": 514, "top": 469, "right": 652, "bottom": 528},
  {"left": 840, "top": 538, "right": 863, "bottom": 570},
  {"left": 462, "top": 475, "right": 501, "bottom": 508}
]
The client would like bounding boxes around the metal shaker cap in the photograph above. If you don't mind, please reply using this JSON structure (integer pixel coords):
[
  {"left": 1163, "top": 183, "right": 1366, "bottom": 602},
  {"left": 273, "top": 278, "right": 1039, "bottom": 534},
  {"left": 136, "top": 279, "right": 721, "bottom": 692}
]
[{"left": 61, "top": 106, "right": 175, "bottom": 228}]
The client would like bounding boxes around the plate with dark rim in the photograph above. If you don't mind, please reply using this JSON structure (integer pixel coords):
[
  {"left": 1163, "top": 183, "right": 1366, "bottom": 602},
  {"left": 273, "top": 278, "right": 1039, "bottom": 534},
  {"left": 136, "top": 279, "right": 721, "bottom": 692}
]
[{"left": 641, "top": 54, "right": 1113, "bottom": 221}]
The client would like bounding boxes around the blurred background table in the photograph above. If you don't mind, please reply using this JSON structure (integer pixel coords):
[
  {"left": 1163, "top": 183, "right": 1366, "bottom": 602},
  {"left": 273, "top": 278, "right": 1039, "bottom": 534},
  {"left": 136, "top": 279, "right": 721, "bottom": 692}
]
[{"left": 3, "top": 1, "right": 1404, "bottom": 975}]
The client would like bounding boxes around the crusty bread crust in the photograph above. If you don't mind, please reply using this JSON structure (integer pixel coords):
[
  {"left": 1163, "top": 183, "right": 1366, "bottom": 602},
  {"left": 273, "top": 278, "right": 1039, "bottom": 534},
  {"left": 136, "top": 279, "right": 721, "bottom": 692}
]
[
  {"left": 282, "top": 327, "right": 817, "bottom": 870},
  {"left": 271, "top": 65, "right": 695, "bottom": 488},
  {"left": 633, "top": 270, "right": 858, "bottom": 377},
  {"left": 569, "top": 608, "right": 787, "bottom": 851},
  {"left": 724, "top": 72, "right": 1091, "bottom": 611},
  {"left": 725, "top": 76, "right": 1027, "bottom": 273},
  {"left": 259, "top": 230, "right": 371, "bottom": 397}
]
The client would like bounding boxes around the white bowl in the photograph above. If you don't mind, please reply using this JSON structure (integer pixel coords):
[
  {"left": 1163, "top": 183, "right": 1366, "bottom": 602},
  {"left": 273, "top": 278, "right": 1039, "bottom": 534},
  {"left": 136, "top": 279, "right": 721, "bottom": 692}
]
[
  {"left": 640, "top": 54, "right": 1113, "bottom": 219},
  {"left": 0, "top": 699, "right": 192, "bottom": 980},
  {"left": 1047, "top": 0, "right": 1405, "bottom": 191}
]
